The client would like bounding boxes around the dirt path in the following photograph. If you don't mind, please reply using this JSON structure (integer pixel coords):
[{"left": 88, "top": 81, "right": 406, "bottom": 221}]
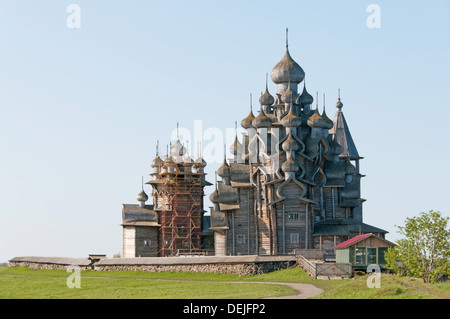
[
  {"left": 137, "top": 278, "right": 324, "bottom": 299},
  {"left": 259, "top": 282, "right": 324, "bottom": 299}
]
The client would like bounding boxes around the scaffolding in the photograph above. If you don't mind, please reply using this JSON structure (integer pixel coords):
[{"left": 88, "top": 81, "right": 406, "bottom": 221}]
[{"left": 153, "top": 162, "right": 207, "bottom": 257}]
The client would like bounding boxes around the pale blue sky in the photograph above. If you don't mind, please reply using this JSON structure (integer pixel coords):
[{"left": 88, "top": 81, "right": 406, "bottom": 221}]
[{"left": 1, "top": 0, "right": 449, "bottom": 261}]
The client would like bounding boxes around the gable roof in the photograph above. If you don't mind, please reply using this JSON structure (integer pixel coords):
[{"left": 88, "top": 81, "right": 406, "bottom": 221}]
[
  {"left": 333, "top": 233, "right": 396, "bottom": 249},
  {"left": 332, "top": 233, "right": 373, "bottom": 249}
]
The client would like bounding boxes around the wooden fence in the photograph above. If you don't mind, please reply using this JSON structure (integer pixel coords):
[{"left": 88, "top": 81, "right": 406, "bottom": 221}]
[
  {"left": 294, "top": 249, "right": 324, "bottom": 260},
  {"left": 297, "top": 255, "right": 352, "bottom": 279}
]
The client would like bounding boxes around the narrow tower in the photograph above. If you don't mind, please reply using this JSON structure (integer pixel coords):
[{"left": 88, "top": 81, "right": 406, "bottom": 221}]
[{"left": 147, "top": 135, "right": 212, "bottom": 256}]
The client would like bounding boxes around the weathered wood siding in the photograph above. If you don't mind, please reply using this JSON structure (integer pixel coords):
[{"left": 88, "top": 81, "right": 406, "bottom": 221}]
[
  {"left": 274, "top": 182, "right": 314, "bottom": 254},
  {"left": 123, "top": 226, "right": 159, "bottom": 257},
  {"left": 313, "top": 235, "right": 349, "bottom": 256},
  {"left": 123, "top": 226, "right": 136, "bottom": 258},
  {"left": 214, "top": 230, "right": 226, "bottom": 256},
  {"left": 134, "top": 226, "right": 159, "bottom": 257},
  {"left": 231, "top": 188, "right": 256, "bottom": 255},
  {"left": 336, "top": 248, "right": 349, "bottom": 263},
  {"left": 356, "top": 236, "right": 394, "bottom": 249}
]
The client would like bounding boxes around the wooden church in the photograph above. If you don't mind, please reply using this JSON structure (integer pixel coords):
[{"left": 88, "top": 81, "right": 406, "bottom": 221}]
[
  {"left": 121, "top": 31, "right": 387, "bottom": 258},
  {"left": 209, "top": 33, "right": 387, "bottom": 257}
]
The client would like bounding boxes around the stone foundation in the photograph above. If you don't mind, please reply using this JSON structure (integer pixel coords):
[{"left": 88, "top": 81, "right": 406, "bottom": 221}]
[
  {"left": 7, "top": 261, "right": 91, "bottom": 270},
  {"left": 8, "top": 255, "right": 296, "bottom": 276},
  {"left": 95, "top": 261, "right": 295, "bottom": 276}
]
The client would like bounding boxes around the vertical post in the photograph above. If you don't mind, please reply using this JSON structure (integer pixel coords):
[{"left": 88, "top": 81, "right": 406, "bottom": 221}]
[
  {"left": 332, "top": 188, "right": 336, "bottom": 219},
  {"left": 320, "top": 187, "right": 324, "bottom": 218},
  {"left": 271, "top": 185, "right": 278, "bottom": 255},
  {"left": 305, "top": 204, "right": 309, "bottom": 249},
  {"left": 247, "top": 189, "right": 250, "bottom": 255},
  {"left": 266, "top": 184, "right": 273, "bottom": 255},
  {"left": 254, "top": 198, "right": 259, "bottom": 254},
  {"left": 282, "top": 203, "right": 286, "bottom": 255},
  {"left": 232, "top": 212, "right": 235, "bottom": 256},
  {"left": 257, "top": 170, "right": 261, "bottom": 217}
]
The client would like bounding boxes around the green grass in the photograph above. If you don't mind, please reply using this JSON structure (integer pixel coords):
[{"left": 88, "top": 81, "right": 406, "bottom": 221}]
[
  {"left": 313, "top": 273, "right": 450, "bottom": 299},
  {"left": 0, "top": 266, "right": 448, "bottom": 299},
  {"left": 0, "top": 266, "right": 295, "bottom": 299}
]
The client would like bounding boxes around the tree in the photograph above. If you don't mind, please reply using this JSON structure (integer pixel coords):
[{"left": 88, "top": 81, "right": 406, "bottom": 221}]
[{"left": 385, "top": 210, "right": 450, "bottom": 283}]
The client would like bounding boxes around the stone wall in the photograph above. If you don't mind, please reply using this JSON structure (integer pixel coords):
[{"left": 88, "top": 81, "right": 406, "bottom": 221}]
[
  {"left": 7, "top": 261, "right": 91, "bottom": 270},
  {"left": 95, "top": 261, "right": 295, "bottom": 276},
  {"left": 8, "top": 255, "right": 296, "bottom": 276}
]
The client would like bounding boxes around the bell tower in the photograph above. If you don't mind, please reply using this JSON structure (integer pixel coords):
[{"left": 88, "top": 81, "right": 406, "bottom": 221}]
[{"left": 148, "top": 137, "right": 211, "bottom": 256}]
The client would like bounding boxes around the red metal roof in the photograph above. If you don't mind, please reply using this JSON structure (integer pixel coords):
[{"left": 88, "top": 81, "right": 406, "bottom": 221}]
[{"left": 333, "top": 233, "right": 373, "bottom": 249}]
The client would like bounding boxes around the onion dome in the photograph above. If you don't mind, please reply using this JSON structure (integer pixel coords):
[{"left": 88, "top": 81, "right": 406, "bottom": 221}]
[
  {"left": 300, "top": 84, "right": 314, "bottom": 106},
  {"left": 209, "top": 188, "right": 219, "bottom": 203},
  {"left": 321, "top": 109, "right": 334, "bottom": 130},
  {"left": 282, "top": 131, "right": 299, "bottom": 152},
  {"left": 281, "top": 155, "right": 299, "bottom": 173},
  {"left": 336, "top": 98, "right": 343, "bottom": 110},
  {"left": 230, "top": 135, "right": 241, "bottom": 155},
  {"left": 241, "top": 94, "right": 256, "bottom": 129},
  {"left": 280, "top": 105, "right": 301, "bottom": 127},
  {"left": 336, "top": 88, "right": 344, "bottom": 110},
  {"left": 193, "top": 156, "right": 207, "bottom": 167},
  {"left": 163, "top": 155, "right": 175, "bottom": 166},
  {"left": 259, "top": 76, "right": 275, "bottom": 106},
  {"left": 307, "top": 109, "right": 329, "bottom": 129},
  {"left": 136, "top": 189, "right": 149, "bottom": 203},
  {"left": 259, "top": 88, "right": 274, "bottom": 106},
  {"left": 217, "top": 158, "right": 231, "bottom": 178},
  {"left": 150, "top": 154, "right": 163, "bottom": 168},
  {"left": 183, "top": 153, "right": 193, "bottom": 163},
  {"left": 252, "top": 106, "right": 272, "bottom": 128},
  {"left": 170, "top": 139, "right": 187, "bottom": 157},
  {"left": 271, "top": 47, "right": 305, "bottom": 84},
  {"left": 281, "top": 83, "right": 297, "bottom": 104},
  {"left": 241, "top": 110, "right": 255, "bottom": 129}
]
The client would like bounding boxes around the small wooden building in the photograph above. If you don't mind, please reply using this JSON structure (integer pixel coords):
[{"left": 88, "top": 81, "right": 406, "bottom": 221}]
[{"left": 333, "top": 233, "right": 395, "bottom": 270}]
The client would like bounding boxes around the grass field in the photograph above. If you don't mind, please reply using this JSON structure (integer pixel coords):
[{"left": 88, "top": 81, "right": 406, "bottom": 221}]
[{"left": 0, "top": 266, "right": 448, "bottom": 299}]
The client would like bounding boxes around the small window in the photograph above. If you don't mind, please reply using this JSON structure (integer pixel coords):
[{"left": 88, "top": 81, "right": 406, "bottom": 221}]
[
  {"left": 236, "top": 234, "right": 246, "bottom": 245},
  {"left": 143, "top": 240, "right": 151, "bottom": 247},
  {"left": 288, "top": 213, "right": 300, "bottom": 220},
  {"left": 290, "top": 233, "right": 299, "bottom": 244},
  {"left": 378, "top": 247, "right": 389, "bottom": 265},
  {"left": 355, "top": 247, "right": 366, "bottom": 265},
  {"left": 367, "top": 248, "right": 377, "bottom": 264}
]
